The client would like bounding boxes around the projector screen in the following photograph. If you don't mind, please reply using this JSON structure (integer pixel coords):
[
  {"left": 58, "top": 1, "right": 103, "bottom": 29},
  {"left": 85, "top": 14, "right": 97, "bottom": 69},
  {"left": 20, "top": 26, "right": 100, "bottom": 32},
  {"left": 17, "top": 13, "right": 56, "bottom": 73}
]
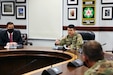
[{"left": 28, "top": 0, "right": 62, "bottom": 39}]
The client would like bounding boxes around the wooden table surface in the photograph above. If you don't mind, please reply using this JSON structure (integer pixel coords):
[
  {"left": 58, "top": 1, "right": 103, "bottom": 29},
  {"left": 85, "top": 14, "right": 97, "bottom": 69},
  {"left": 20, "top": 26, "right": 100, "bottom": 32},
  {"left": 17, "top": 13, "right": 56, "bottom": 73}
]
[
  {"left": 25, "top": 46, "right": 88, "bottom": 75},
  {"left": 0, "top": 46, "right": 113, "bottom": 75}
]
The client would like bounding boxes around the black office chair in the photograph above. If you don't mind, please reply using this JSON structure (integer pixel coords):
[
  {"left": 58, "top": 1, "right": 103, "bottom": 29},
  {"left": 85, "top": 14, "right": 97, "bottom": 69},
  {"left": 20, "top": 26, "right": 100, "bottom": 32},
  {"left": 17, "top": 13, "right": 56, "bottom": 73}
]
[
  {"left": 0, "top": 29, "right": 3, "bottom": 33},
  {"left": 21, "top": 33, "right": 33, "bottom": 45},
  {"left": 78, "top": 31, "right": 95, "bottom": 41},
  {"left": 77, "top": 31, "right": 95, "bottom": 53}
]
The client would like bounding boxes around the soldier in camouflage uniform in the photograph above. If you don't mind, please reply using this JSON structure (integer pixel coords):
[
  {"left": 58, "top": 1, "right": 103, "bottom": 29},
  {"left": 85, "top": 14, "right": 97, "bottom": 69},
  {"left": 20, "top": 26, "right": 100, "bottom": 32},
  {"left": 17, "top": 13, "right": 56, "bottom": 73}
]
[
  {"left": 55, "top": 24, "right": 83, "bottom": 50},
  {"left": 82, "top": 40, "right": 113, "bottom": 75}
]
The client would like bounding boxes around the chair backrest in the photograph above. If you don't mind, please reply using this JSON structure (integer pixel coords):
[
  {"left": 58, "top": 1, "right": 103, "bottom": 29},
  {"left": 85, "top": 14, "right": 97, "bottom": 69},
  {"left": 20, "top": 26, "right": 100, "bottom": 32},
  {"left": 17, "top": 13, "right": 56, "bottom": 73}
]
[
  {"left": 0, "top": 29, "right": 3, "bottom": 33},
  {"left": 21, "top": 33, "right": 33, "bottom": 45},
  {"left": 21, "top": 33, "right": 28, "bottom": 45},
  {"left": 78, "top": 31, "right": 95, "bottom": 40}
]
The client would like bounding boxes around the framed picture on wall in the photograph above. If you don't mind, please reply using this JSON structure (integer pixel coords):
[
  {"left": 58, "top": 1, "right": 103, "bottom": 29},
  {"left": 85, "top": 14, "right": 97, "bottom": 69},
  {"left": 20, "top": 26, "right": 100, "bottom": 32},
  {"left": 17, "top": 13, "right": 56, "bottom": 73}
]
[
  {"left": 16, "top": 0, "right": 26, "bottom": 3},
  {"left": 1, "top": 1, "right": 14, "bottom": 16},
  {"left": 68, "top": 8, "right": 77, "bottom": 20},
  {"left": 101, "top": 0, "right": 113, "bottom": 4},
  {"left": 102, "top": 7, "right": 113, "bottom": 20},
  {"left": 16, "top": 5, "right": 26, "bottom": 19},
  {"left": 67, "top": 0, "right": 78, "bottom": 5}
]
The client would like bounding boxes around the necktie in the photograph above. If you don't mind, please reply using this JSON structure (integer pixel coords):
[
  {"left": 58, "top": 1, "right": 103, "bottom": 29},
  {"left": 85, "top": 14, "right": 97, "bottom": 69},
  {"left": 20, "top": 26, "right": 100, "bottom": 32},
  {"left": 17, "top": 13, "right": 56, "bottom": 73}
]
[{"left": 10, "top": 33, "right": 13, "bottom": 42}]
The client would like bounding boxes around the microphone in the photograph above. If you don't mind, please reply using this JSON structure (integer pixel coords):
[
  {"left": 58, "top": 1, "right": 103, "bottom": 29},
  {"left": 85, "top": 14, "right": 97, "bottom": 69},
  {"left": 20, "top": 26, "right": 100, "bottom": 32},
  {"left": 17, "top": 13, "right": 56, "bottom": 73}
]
[
  {"left": 101, "top": 43, "right": 113, "bottom": 53},
  {"left": 106, "top": 50, "right": 113, "bottom": 53},
  {"left": 67, "top": 59, "right": 83, "bottom": 67},
  {"left": 52, "top": 45, "right": 67, "bottom": 51},
  {"left": 41, "top": 67, "right": 62, "bottom": 75},
  {"left": 42, "top": 58, "right": 62, "bottom": 75},
  {"left": 101, "top": 43, "right": 107, "bottom": 46},
  {"left": 53, "top": 46, "right": 65, "bottom": 50},
  {"left": 106, "top": 48, "right": 113, "bottom": 53}
]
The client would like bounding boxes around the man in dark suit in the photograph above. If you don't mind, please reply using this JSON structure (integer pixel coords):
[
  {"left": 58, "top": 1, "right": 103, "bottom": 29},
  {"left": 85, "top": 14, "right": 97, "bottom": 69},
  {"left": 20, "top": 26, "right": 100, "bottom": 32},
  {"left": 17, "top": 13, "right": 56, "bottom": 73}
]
[{"left": 0, "top": 22, "right": 23, "bottom": 47}]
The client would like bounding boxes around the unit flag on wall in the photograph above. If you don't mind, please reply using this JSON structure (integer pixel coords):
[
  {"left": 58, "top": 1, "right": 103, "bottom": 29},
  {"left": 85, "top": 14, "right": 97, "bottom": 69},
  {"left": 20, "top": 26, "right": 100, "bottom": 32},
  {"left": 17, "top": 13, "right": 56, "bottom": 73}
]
[{"left": 82, "top": 0, "right": 95, "bottom": 25}]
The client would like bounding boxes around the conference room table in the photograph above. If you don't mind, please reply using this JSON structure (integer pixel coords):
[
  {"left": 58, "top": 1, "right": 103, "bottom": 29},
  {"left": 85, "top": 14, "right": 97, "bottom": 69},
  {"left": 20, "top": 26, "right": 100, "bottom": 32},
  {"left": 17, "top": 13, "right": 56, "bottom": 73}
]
[{"left": 0, "top": 46, "right": 113, "bottom": 75}]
